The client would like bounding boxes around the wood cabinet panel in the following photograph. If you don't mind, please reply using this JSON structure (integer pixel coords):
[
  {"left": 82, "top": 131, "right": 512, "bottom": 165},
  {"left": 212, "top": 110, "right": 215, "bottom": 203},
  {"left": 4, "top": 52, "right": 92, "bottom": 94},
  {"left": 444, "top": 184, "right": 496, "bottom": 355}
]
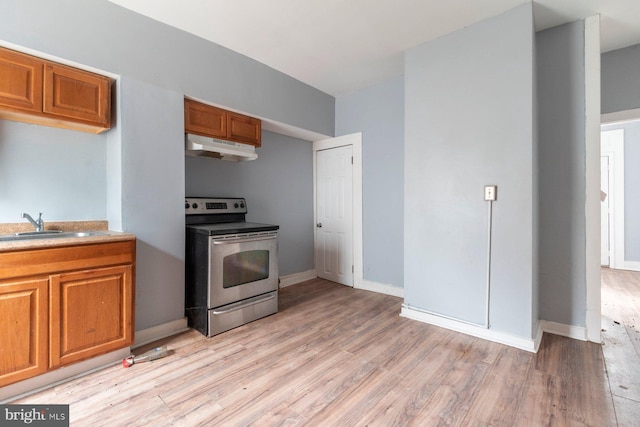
[
  {"left": 50, "top": 265, "right": 133, "bottom": 368},
  {"left": 0, "top": 47, "right": 43, "bottom": 113},
  {"left": 184, "top": 99, "right": 261, "bottom": 147},
  {"left": 184, "top": 99, "right": 227, "bottom": 138},
  {"left": 228, "top": 112, "right": 261, "bottom": 147},
  {"left": 0, "top": 277, "right": 48, "bottom": 387},
  {"left": 44, "top": 63, "right": 111, "bottom": 127}
]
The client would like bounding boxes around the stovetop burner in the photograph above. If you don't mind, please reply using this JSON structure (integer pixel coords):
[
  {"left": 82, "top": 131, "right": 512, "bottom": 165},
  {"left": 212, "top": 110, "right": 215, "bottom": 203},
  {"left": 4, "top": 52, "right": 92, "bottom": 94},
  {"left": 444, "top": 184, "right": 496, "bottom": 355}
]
[{"left": 185, "top": 197, "right": 279, "bottom": 235}]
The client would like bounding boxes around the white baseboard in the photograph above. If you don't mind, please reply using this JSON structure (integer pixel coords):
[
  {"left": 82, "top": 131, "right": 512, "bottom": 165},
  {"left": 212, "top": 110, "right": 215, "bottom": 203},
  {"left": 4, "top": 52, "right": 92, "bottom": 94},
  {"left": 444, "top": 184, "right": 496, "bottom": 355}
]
[
  {"left": 400, "top": 305, "right": 538, "bottom": 353},
  {"left": 622, "top": 261, "right": 640, "bottom": 272},
  {"left": 279, "top": 269, "right": 317, "bottom": 288},
  {"left": 133, "top": 318, "right": 189, "bottom": 348},
  {"left": 540, "top": 320, "right": 588, "bottom": 341},
  {"left": 356, "top": 280, "right": 404, "bottom": 298},
  {"left": 0, "top": 347, "right": 130, "bottom": 403}
]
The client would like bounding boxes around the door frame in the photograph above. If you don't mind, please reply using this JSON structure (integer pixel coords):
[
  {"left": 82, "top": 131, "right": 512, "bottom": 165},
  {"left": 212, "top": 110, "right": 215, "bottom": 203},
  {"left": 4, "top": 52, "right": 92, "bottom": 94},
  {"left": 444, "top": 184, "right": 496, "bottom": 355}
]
[
  {"left": 600, "top": 129, "right": 625, "bottom": 269},
  {"left": 313, "top": 132, "right": 363, "bottom": 288}
]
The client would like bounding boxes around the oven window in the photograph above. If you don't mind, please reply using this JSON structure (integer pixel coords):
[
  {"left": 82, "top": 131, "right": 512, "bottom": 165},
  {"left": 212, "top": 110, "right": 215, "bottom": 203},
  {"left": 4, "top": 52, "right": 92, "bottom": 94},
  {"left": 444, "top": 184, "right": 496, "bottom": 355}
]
[{"left": 223, "top": 250, "right": 270, "bottom": 288}]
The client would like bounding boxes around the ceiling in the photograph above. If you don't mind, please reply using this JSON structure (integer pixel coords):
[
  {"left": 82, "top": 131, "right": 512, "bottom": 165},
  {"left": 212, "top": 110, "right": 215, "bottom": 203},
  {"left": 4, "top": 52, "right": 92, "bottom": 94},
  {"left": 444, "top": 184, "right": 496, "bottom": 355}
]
[{"left": 107, "top": 0, "right": 640, "bottom": 97}]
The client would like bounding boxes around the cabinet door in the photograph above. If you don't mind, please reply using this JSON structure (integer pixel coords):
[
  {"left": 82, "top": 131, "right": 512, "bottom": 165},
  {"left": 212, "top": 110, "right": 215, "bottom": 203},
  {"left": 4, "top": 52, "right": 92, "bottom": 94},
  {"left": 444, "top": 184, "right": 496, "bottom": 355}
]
[
  {"left": 0, "top": 277, "right": 48, "bottom": 387},
  {"left": 228, "top": 112, "right": 261, "bottom": 147},
  {"left": 50, "top": 265, "right": 133, "bottom": 368},
  {"left": 0, "top": 47, "right": 43, "bottom": 113},
  {"left": 184, "top": 99, "right": 227, "bottom": 138},
  {"left": 43, "top": 62, "right": 111, "bottom": 128}
]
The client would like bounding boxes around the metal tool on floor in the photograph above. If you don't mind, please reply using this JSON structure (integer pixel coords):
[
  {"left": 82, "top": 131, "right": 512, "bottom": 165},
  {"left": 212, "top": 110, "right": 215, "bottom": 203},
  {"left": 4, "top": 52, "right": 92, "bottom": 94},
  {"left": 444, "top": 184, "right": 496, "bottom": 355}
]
[{"left": 122, "top": 346, "right": 169, "bottom": 368}]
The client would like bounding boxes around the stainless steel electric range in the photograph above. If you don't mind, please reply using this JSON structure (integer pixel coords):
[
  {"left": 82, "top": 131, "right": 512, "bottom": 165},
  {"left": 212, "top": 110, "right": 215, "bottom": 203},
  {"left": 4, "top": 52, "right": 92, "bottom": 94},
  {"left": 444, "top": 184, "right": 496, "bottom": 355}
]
[{"left": 185, "top": 197, "right": 279, "bottom": 337}]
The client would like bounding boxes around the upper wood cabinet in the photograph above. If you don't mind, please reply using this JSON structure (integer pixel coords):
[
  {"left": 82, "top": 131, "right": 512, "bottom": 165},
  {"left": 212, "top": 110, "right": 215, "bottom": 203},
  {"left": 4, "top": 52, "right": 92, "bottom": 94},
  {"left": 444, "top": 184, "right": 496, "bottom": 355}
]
[
  {"left": 0, "top": 47, "right": 43, "bottom": 113},
  {"left": 184, "top": 99, "right": 227, "bottom": 139},
  {"left": 0, "top": 47, "right": 111, "bottom": 134},
  {"left": 185, "top": 98, "right": 261, "bottom": 147},
  {"left": 44, "top": 63, "right": 111, "bottom": 128}
]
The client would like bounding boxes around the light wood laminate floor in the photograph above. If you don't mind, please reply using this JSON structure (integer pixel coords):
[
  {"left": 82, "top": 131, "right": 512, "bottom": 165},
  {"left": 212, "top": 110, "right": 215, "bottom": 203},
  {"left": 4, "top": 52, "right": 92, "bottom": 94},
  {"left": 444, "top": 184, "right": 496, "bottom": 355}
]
[{"left": 12, "top": 272, "right": 640, "bottom": 426}]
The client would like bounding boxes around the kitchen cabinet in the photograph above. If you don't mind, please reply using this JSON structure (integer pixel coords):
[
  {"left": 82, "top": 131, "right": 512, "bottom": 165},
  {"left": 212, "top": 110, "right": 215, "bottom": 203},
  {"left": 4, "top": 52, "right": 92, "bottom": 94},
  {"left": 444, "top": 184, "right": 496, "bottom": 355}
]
[
  {"left": 0, "top": 277, "right": 49, "bottom": 387},
  {"left": 184, "top": 98, "right": 261, "bottom": 147},
  {"left": 0, "top": 46, "right": 111, "bottom": 134},
  {"left": 43, "top": 62, "right": 111, "bottom": 129},
  {"left": 49, "top": 265, "right": 133, "bottom": 368},
  {"left": 0, "top": 47, "right": 43, "bottom": 113},
  {"left": 184, "top": 99, "right": 227, "bottom": 139},
  {"left": 0, "top": 239, "right": 135, "bottom": 387}
]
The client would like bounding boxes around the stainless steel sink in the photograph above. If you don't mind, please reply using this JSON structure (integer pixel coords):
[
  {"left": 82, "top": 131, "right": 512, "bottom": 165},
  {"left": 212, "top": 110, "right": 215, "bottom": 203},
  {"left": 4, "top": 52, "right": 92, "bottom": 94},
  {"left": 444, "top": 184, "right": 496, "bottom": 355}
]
[{"left": 0, "top": 231, "right": 106, "bottom": 242}]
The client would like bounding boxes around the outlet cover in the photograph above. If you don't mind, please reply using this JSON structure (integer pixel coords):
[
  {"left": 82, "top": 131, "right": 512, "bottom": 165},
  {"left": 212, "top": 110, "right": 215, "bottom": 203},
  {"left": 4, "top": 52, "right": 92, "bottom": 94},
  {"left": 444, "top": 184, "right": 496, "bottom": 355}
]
[{"left": 484, "top": 185, "right": 497, "bottom": 201}]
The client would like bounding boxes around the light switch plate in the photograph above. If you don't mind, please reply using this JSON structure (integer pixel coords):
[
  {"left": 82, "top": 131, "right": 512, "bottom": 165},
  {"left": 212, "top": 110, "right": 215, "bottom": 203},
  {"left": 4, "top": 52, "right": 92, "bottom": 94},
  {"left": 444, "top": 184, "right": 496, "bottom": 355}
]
[{"left": 484, "top": 185, "right": 497, "bottom": 201}]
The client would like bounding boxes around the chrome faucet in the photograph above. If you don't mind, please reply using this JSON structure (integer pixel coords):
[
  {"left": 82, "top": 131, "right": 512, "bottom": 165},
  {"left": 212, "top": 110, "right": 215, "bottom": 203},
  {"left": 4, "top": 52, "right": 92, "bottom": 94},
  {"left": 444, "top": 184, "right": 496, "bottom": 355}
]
[{"left": 22, "top": 212, "right": 44, "bottom": 232}]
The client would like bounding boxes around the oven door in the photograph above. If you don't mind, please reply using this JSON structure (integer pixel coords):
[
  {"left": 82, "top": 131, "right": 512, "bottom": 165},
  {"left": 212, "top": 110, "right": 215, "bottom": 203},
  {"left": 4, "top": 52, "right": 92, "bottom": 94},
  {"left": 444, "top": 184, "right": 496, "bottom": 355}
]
[{"left": 208, "top": 232, "right": 278, "bottom": 308}]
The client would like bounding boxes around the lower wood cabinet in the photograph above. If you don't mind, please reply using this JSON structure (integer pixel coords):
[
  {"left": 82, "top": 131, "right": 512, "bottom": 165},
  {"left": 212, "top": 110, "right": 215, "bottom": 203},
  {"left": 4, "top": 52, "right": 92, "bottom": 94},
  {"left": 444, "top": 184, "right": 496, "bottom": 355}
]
[
  {"left": 0, "top": 240, "right": 135, "bottom": 387},
  {"left": 0, "top": 277, "right": 48, "bottom": 387},
  {"left": 49, "top": 265, "right": 133, "bottom": 368}
]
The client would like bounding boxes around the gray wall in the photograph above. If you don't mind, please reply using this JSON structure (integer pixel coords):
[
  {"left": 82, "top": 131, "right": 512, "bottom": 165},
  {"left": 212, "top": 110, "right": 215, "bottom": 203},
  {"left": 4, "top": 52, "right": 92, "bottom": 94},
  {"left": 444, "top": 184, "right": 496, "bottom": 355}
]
[
  {"left": 536, "top": 22, "right": 587, "bottom": 326},
  {"left": 0, "top": 0, "right": 333, "bottom": 331},
  {"left": 335, "top": 76, "right": 404, "bottom": 288},
  {"left": 404, "top": 4, "right": 535, "bottom": 337},
  {"left": 0, "top": 120, "right": 106, "bottom": 222},
  {"left": 185, "top": 131, "right": 315, "bottom": 277},
  {"left": 602, "top": 44, "right": 640, "bottom": 114},
  {"left": 601, "top": 120, "right": 640, "bottom": 262}
]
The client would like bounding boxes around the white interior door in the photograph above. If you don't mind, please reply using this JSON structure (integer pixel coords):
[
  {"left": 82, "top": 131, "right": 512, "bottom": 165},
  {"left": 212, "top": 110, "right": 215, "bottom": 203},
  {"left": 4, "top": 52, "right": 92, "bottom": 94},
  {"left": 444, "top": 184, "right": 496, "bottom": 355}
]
[
  {"left": 315, "top": 145, "right": 353, "bottom": 286},
  {"left": 601, "top": 155, "right": 610, "bottom": 266},
  {"left": 601, "top": 128, "right": 625, "bottom": 269}
]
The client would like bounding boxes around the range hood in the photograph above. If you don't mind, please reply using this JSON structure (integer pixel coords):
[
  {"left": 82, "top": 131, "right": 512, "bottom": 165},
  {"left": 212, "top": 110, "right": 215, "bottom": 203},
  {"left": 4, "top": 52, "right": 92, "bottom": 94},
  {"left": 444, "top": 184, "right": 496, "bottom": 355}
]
[{"left": 185, "top": 134, "right": 257, "bottom": 162}]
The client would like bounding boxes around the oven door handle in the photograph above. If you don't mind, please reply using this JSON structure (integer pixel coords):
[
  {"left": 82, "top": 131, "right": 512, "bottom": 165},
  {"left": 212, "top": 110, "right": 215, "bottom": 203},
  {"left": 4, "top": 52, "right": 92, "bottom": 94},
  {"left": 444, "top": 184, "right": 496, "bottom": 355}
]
[
  {"left": 212, "top": 234, "right": 277, "bottom": 245},
  {"left": 212, "top": 293, "right": 276, "bottom": 315}
]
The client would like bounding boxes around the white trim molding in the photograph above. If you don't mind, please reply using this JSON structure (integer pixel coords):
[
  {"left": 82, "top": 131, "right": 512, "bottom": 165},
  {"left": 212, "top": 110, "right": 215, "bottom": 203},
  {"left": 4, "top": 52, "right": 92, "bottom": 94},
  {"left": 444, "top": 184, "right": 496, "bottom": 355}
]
[
  {"left": 622, "top": 261, "right": 640, "bottom": 272},
  {"left": 584, "top": 14, "right": 602, "bottom": 344},
  {"left": 133, "top": 318, "right": 189, "bottom": 348},
  {"left": 540, "top": 320, "right": 588, "bottom": 341},
  {"left": 279, "top": 269, "right": 318, "bottom": 288},
  {"left": 356, "top": 280, "right": 404, "bottom": 298},
  {"left": 400, "top": 305, "right": 540, "bottom": 353}
]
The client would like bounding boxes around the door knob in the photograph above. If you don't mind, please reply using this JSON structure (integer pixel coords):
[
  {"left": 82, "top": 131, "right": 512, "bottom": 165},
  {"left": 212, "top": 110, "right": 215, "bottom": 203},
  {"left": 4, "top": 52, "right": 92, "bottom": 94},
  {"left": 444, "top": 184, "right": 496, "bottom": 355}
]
[{"left": 316, "top": 223, "right": 322, "bottom": 228}]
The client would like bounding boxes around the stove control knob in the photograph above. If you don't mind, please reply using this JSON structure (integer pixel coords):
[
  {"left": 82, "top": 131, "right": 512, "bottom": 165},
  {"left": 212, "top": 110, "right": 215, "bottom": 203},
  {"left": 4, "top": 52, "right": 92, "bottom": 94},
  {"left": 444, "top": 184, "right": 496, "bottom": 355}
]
[
  {"left": 234, "top": 203, "right": 239, "bottom": 208},
  {"left": 192, "top": 203, "right": 198, "bottom": 209},
  {"left": 240, "top": 202, "right": 245, "bottom": 208},
  {"left": 185, "top": 202, "right": 190, "bottom": 209}
]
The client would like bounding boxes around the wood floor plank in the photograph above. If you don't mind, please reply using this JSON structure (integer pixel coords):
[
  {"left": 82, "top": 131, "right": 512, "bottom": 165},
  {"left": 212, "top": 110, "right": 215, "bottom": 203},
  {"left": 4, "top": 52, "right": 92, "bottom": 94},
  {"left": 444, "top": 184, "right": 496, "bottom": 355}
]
[
  {"left": 463, "top": 346, "right": 534, "bottom": 426},
  {"left": 10, "top": 273, "right": 640, "bottom": 426}
]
